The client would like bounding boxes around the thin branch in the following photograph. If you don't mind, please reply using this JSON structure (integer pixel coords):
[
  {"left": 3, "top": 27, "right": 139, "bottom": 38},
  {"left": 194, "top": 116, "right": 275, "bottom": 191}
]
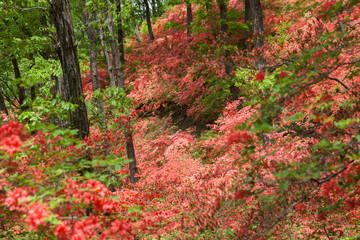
[
  {"left": 11, "top": 6, "right": 47, "bottom": 11},
  {"left": 327, "top": 76, "right": 358, "bottom": 97}
]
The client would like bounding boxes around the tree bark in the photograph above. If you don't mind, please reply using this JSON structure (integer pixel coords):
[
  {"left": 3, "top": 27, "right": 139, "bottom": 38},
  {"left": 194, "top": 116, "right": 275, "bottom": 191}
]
[
  {"left": 11, "top": 58, "right": 27, "bottom": 110},
  {"left": 49, "top": 0, "right": 89, "bottom": 139},
  {"left": 30, "top": 86, "right": 36, "bottom": 101},
  {"left": 80, "top": 0, "right": 107, "bottom": 129},
  {"left": 96, "top": 14, "right": 117, "bottom": 88},
  {"left": 116, "top": 0, "right": 125, "bottom": 64},
  {"left": 245, "top": 0, "right": 253, "bottom": 39},
  {"left": 151, "top": 0, "right": 157, "bottom": 17},
  {"left": 249, "top": 0, "right": 266, "bottom": 71},
  {"left": 205, "top": 0, "right": 212, "bottom": 11},
  {"left": 217, "top": 0, "right": 239, "bottom": 99},
  {"left": 185, "top": 0, "right": 193, "bottom": 41},
  {"left": 144, "top": 0, "right": 155, "bottom": 41},
  {"left": 127, "top": 0, "right": 142, "bottom": 44},
  {"left": 0, "top": 85, "right": 8, "bottom": 115},
  {"left": 102, "top": 2, "right": 125, "bottom": 89},
  {"left": 125, "top": 129, "right": 138, "bottom": 183}
]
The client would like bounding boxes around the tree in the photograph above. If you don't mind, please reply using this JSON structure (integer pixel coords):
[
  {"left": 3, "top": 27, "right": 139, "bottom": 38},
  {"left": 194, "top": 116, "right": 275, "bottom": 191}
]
[
  {"left": 116, "top": 0, "right": 126, "bottom": 64},
  {"left": 144, "top": 0, "right": 155, "bottom": 41},
  {"left": 185, "top": 0, "right": 193, "bottom": 41},
  {"left": 49, "top": 0, "right": 89, "bottom": 139},
  {"left": 247, "top": 0, "right": 266, "bottom": 71},
  {"left": 80, "top": 0, "right": 107, "bottom": 129},
  {"left": 11, "top": 58, "right": 27, "bottom": 110},
  {"left": 0, "top": 85, "right": 8, "bottom": 115}
]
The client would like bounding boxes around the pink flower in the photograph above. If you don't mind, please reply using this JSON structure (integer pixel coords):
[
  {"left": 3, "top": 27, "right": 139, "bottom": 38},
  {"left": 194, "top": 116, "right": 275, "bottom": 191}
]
[
  {"left": 4, "top": 188, "right": 29, "bottom": 210},
  {"left": 227, "top": 131, "right": 252, "bottom": 145},
  {"left": 1, "top": 135, "right": 23, "bottom": 154},
  {"left": 54, "top": 221, "right": 71, "bottom": 240},
  {"left": 25, "top": 202, "right": 50, "bottom": 231}
]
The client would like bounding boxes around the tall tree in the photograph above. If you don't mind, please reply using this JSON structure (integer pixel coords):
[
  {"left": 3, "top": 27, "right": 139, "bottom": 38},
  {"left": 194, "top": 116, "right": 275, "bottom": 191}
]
[
  {"left": 102, "top": 0, "right": 125, "bottom": 88},
  {"left": 185, "top": 0, "right": 193, "bottom": 41},
  {"left": 127, "top": 0, "right": 142, "bottom": 44},
  {"left": 96, "top": 13, "right": 117, "bottom": 88},
  {"left": 11, "top": 58, "right": 27, "bottom": 110},
  {"left": 247, "top": 0, "right": 266, "bottom": 71},
  {"left": 116, "top": 0, "right": 125, "bottom": 64},
  {"left": 217, "top": 0, "right": 239, "bottom": 99},
  {"left": 97, "top": 0, "right": 138, "bottom": 183},
  {"left": 0, "top": 85, "right": 8, "bottom": 115},
  {"left": 49, "top": 0, "right": 89, "bottom": 139},
  {"left": 151, "top": 0, "right": 157, "bottom": 17},
  {"left": 144, "top": 0, "right": 155, "bottom": 41},
  {"left": 80, "top": 0, "right": 107, "bottom": 129}
]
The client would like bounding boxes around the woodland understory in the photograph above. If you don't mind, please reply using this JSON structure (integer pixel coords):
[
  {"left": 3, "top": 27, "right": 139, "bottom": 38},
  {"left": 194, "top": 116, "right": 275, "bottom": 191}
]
[{"left": 0, "top": 0, "right": 360, "bottom": 239}]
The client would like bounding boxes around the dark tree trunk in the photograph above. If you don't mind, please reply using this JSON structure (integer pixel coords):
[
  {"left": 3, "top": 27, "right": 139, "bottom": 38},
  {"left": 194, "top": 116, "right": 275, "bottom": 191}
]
[
  {"left": 186, "top": 0, "right": 193, "bottom": 41},
  {"left": 127, "top": 0, "right": 142, "bottom": 44},
  {"left": 126, "top": 129, "right": 138, "bottom": 183},
  {"left": 205, "top": 0, "right": 212, "bottom": 11},
  {"left": 144, "top": 0, "right": 155, "bottom": 41},
  {"left": 0, "top": 85, "right": 8, "bottom": 115},
  {"left": 217, "top": 0, "right": 239, "bottom": 99},
  {"left": 31, "top": 86, "right": 36, "bottom": 100},
  {"left": 156, "top": 0, "right": 162, "bottom": 15},
  {"left": 49, "top": 0, "right": 89, "bottom": 139},
  {"left": 249, "top": 0, "right": 266, "bottom": 71},
  {"left": 151, "top": 0, "right": 157, "bottom": 17},
  {"left": 218, "top": 1, "right": 228, "bottom": 43},
  {"left": 80, "top": 0, "right": 107, "bottom": 129},
  {"left": 11, "top": 58, "right": 27, "bottom": 110},
  {"left": 245, "top": 0, "right": 253, "bottom": 39},
  {"left": 116, "top": 0, "right": 125, "bottom": 64}
]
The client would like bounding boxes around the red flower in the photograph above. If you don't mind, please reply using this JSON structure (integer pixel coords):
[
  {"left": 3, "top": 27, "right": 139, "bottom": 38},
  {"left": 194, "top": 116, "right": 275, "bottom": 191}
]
[
  {"left": 235, "top": 190, "right": 247, "bottom": 200},
  {"left": 254, "top": 71, "right": 266, "bottom": 81},
  {"left": 227, "top": 131, "right": 252, "bottom": 145},
  {"left": 54, "top": 221, "right": 71, "bottom": 240},
  {"left": 295, "top": 203, "right": 307, "bottom": 212},
  {"left": 25, "top": 202, "right": 50, "bottom": 231},
  {"left": 4, "top": 188, "right": 29, "bottom": 210},
  {"left": 1, "top": 135, "right": 23, "bottom": 154},
  {"left": 313, "top": 50, "right": 323, "bottom": 59},
  {"left": 279, "top": 71, "right": 288, "bottom": 79}
]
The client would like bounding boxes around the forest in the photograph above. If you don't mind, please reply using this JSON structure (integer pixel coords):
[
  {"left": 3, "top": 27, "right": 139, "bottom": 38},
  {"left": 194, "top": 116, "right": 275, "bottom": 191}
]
[{"left": 0, "top": 0, "right": 359, "bottom": 239}]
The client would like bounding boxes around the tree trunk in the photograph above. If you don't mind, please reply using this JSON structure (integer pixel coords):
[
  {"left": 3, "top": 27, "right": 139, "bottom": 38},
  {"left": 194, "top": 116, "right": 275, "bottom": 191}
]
[
  {"left": 127, "top": 0, "right": 142, "bottom": 44},
  {"left": 151, "top": 0, "right": 157, "bottom": 17},
  {"left": 217, "top": 0, "right": 239, "bottom": 99},
  {"left": 218, "top": 1, "right": 228, "bottom": 43},
  {"left": 249, "top": 0, "right": 266, "bottom": 71},
  {"left": 0, "top": 85, "right": 8, "bottom": 115},
  {"left": 49, "top": 0, "right": 89, "bottom": 139},
  {"left": 144, "top": 0, "right": 155, "bottom": 41},
  {"left": 96, "top": 14, "right": 117, "bottom": 88},
  {"left": 126, "top": 129, "right": 138, "bottom": 183},
  {"left": 80, "top": 0, "right": 107, "bottom": 129},
  {"left": 186, "top": 0, "right": 193, "bottom": 41},
  {"left": 31, "top": 86, "right": 36, "bottom": 101},
  {"left": 11, "top": 58, "right": 27, "bottom": 110},
  {"left": 102, "top": 3, "right": 125, "bottom": 89},
  {"left": 116, "top": 0, "right": 125, "bottom": 64},
  {"left": 205, "top": 0, "right": 212, "bottom": 11},
  {"left": 245, "top": 0, "right": 253, "bottom": 39}
]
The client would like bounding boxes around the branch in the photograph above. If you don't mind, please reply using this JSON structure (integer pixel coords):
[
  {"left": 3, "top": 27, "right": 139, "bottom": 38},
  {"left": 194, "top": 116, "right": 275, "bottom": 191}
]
[
  {"left": 11, "top": 6, "right": 47, "bottom": 11},
  {"left": 327, "top": 76, "right": 358, "bottom": 97}
]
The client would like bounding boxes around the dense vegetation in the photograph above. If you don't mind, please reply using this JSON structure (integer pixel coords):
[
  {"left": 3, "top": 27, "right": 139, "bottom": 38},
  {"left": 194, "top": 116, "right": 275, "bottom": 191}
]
[{"left": 0, "top": 0, "right": 359, "bottom": 239}]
